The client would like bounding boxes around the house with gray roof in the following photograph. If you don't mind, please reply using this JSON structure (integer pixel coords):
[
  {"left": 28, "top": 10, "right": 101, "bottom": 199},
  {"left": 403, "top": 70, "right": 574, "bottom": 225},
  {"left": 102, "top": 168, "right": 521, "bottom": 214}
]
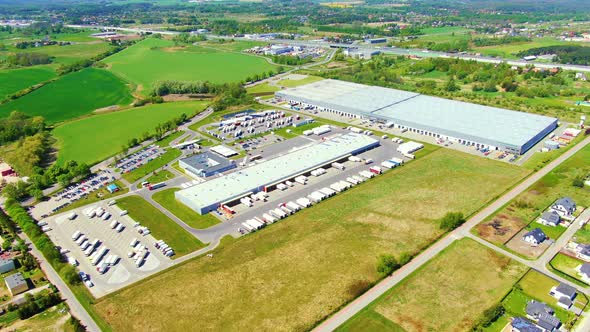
[
  {"left": 0, "top": 257, "right": 15, "bottom": 274},
  {"left": 550, "top": 283, "right": 577, "bottom": 309},
  {"left": 576, "top": 243, "right": 590, "bottom": 261},
  {"left": 511, "top": 317, "right": 542, "bottom": 332},
  {"left": 4, "top": 272, "right": 28, "bottom": 296},
  {"left": 525, "top": 301, "right": 561, "bottom": 332},
  {"left": 536, "top": 313, "right": 561, "bottom": 331},
  {"left": 538, "top": 211, "right": 560, "bottom": 227},
  {"left": 526, "top": 300, "right": 554, "bottom": 318},
  {"left": 523, "top": 228, "right": 546, "bottom": 246},
  {"left": 578, "top": 262, "right": 590, "bottom": 282},
  {"left": 551, "top": 197, "right": 576, "bottom": 218}
]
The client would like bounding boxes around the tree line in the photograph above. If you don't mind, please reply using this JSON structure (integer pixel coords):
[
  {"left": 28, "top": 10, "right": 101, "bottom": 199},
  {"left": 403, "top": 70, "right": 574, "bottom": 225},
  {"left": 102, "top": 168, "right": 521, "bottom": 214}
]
[
  {"left": 0, "top": 111, "right": 45, "bottom": 145},
  {"left": 517, "top": 45, "right": 590, "bottom": 66}
]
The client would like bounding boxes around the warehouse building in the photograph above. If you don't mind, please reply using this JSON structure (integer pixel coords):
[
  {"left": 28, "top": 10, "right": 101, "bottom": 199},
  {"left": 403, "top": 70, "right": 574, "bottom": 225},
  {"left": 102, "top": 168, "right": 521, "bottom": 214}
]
[
  {"left": 276, "top": 79, "right": 558, "bottom": 155},
  {"left": 179, "top": 152, "right": 236, "bottom": 178},
  {"left": 175, "top": 133, "right": 379, "bottom": 214}
]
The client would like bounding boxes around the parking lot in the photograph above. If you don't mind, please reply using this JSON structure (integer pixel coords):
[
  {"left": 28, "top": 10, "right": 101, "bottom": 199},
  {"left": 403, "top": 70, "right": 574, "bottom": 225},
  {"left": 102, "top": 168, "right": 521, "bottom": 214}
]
[
  {"left": 32, "top": 170, "right": 116, "bottom": 219},
  {"left": 115, "top": 144, "right": 162, "bottom": 174},
  {"left": 44, "top": 200, "right": 174, "bottom": 298},
  {"left": 202, "top": 109, "right": 299, "bottom": 144}
]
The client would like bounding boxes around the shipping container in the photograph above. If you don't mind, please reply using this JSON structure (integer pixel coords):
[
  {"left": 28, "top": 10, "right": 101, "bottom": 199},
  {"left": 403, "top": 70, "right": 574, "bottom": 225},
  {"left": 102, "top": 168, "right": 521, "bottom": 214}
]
[
  {"left": 286, "top": 201, "right": 301, "bottom": 211},
  {"left": 381, "top": 161, "right": 396, "bottom": 169},
  {"left": 262, "top": 213, "right": 276, "bottom": 224},
  {"left": 296, "top": 197, "right": 312, "bottom": 207},
  {"left": 242, "top": 222, "right": 255, "bottom": 232}
]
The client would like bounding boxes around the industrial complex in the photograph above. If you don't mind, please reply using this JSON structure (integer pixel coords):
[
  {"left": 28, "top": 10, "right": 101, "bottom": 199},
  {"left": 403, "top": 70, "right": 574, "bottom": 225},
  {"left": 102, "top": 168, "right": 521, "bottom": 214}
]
[
  {"left": 179, "top": 152, "right": 236, "bottom": 178},
  {"left": 276, "top": 79, "right": 558, "bottom": 155},
  {"left": 175, "top": 133, "right": 380, "bottom": 214}
]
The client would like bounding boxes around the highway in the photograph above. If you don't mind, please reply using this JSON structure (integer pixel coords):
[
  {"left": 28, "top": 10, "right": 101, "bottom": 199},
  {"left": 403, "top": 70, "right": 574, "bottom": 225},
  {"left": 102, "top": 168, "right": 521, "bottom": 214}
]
[{"left": 314, "top": 134, "right": 590, "bottom": 332}]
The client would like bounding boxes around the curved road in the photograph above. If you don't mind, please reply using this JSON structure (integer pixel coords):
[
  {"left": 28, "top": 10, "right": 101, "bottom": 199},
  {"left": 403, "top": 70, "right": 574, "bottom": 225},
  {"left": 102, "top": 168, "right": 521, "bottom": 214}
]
[{"left": 314, "top": 134, "right": 590, "bottom": 332}]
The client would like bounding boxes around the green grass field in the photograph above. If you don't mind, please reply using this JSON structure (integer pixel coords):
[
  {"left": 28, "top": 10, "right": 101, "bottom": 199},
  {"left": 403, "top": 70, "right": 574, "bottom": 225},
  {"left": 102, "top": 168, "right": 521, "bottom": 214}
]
[
  {"left": 152, "top": 188, "right": 221, "bottom": 229},
  {"left": 0, "top": 66, "right": 56, "bottom": 100},
  {"left": 93, "top": 148, "right": 527, "bottom": 331},
  {"left": 338, "top": 238, "right": 527, "bottom": 332},
  {"left": 476, "top": 144, "right": 590, "bottom": 245},
  {"left": 550, "top": 253, "right": 587, "bottom": 285},
  {"left": 103, "top": 38, "right": 277, "bottom": 95},
  {"left": 122, "top": 149, "right": 181, "bottom": 183},
  {"left": 116, "top": 195, "right": 205, "bottom": 257},
  {"left": 0, "top": 68, "right": 132, "bottom": 123},
  {"left": 473, "top": 37, "right": 584, "bottom": 59},
  {"left": 138, "top": 170, "right": 175, "bottom": 188},
  {"left": 52, "top": 101, "right": 207, "bottom": 164},
  {"left": 15, "top": 42, "right": 112, "bottom": 65},
  {"left": 277, "top": 75, "right": 324, "bottom": 88}
]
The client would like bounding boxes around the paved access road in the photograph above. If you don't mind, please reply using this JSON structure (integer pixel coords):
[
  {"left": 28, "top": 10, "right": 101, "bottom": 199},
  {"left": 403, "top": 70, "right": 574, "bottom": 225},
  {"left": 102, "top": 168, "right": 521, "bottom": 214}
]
[
  {"left": 19, "top": 233, "right": 101, "bottom": 332},
  {"left": 314, "top": 135, "right": 590, "bottom": 332}
]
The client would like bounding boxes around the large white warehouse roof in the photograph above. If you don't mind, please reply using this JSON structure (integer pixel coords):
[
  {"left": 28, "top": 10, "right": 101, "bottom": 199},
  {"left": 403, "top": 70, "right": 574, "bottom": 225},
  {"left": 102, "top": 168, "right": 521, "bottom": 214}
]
[
  {"left": 276, "top": 79, "right": 558, "bottom": 154},
  {"left": 175, "top": 133, "right": 379, "bottom": 214}
]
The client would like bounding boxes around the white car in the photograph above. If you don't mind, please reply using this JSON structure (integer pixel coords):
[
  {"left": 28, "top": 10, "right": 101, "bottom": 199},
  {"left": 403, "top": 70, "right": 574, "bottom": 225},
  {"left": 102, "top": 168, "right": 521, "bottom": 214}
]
[{"left": 85, "top": 279, "right": 94, "bottom": 288}]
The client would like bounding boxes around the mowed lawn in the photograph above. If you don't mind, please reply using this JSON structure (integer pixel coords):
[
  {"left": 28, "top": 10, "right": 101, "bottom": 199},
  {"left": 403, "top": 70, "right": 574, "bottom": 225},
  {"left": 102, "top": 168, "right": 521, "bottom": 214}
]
[
  {"left": 116, "top": 195, "right": 205, "bottom": 257},
  {"left": 339, "top": 239, "right": 527, "bottom": 332},
  {"left": 0, "top": 66, "right": 56, "bottom": 99},
  {"left": 94, "top": 149, "right": 528, "bottom": 331},
  {"left": 0, "top": 68, "right": 132, "bottom": 123},
  {"left": 52, "top": 101, "right": 207, "bottom": 164},
  {"left": 152, "top": 188, "right": 221, "bottom": 229},
  {"left": 103, "top": 38, "right": 276, "bottom": 94}
]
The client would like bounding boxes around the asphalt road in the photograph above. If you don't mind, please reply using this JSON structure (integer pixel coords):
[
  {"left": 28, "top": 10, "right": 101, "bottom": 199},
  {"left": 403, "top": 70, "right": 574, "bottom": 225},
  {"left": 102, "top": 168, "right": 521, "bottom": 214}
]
[
  {"left": 314, "top": 134, "right": 590, "bottom": 332},
  {"left": 19, "top": 233, "right": 101, "bottom": 332}
]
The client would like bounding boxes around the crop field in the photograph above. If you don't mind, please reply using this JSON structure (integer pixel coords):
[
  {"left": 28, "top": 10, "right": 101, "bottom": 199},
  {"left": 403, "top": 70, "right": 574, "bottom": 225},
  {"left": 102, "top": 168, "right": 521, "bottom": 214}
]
[
  {"left": 473, "top": 37, "right": 584, "bottom": 59},
  {"left": 0, "top": 68, "right": 132, "bottom": 123},
  {"left": 12, "top": 42, "right": 113, "bottom": 65},
  {"left": 103, "top": 38, "right": 277, "bottom": 95},
  {"left": 93, "top": 148, "right": 527, "bottom": 331},
  {"left": 476, "top": 144, "right": 590, "bottom": 245},
  {"left": 152, "top": 188, "right": 221, "bottom": 229},
  {"left": 338, "top": 239, "right": 527, "bottom": 332},
  {"left": 52, "top": 101, "right": 207, "bottom": 164},
  {"left": 0, "top": 66, "right": 56, "bottom": 100},
  {"left": 116, "top": 195, "right": 205, "bottom": 257}
]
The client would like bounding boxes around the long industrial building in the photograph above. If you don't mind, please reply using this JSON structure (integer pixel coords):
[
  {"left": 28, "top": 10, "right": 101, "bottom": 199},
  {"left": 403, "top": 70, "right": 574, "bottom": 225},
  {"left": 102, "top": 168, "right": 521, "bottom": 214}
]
[
  {"left": 175, "top": 133, "right": 379, "bottom": 214},
  {"left": 276, "top": 79, "right": 558, "bottom": 155}
]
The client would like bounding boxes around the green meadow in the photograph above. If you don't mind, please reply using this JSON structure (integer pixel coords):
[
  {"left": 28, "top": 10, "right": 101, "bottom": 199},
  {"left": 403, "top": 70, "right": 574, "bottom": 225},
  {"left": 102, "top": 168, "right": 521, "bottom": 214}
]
[
  {"left": 0, "top": 66, "right": 56, "bottom": 100},
  {"left": 103, "top": 38, "right": 276, "bottom": 95},
  {"left": 0, "top": 68, "right": 132, "bottom": 123},
  {"left": 52, "top": 101, "right": 208, "bottom": 164}
]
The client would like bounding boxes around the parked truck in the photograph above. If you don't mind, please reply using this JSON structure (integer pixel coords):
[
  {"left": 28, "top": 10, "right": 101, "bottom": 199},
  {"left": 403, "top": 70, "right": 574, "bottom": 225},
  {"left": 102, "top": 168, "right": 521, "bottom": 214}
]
[{"left": 148, "top": 182, "right": 166, "bottom": 191}]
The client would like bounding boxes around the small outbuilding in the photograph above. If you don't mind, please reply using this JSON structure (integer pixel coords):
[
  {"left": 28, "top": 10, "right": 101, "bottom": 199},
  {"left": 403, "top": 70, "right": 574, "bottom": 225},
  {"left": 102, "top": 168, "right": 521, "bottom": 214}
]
[
  {"left": 106, "top": 184, "right": 119, "bottom": 194},
  {"left": 0, "top": 258, "right": 15, "bottom": 274},
  {"left": 4, "top": 272, "right": 28, "bottom": 296}
]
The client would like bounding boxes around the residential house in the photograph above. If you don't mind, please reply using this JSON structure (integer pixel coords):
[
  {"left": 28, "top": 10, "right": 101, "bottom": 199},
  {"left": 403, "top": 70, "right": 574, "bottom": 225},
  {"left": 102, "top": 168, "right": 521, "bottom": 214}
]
[
  {"left": 511, "top": 317, "right": 542, "bottom": 332},
  {"left": 551, "top": 197, "right": 576, "bottom": 218},
  {"left": 523, "top": 228, "right": 546, "bottom": 246},
  {"left": 0, "top": 257, "right": 15, "bottom": 274},
  {"left": 578, "top": 262, "right": 590, "bottom": 283},
  {"left": 4, "top": 272, "right": 28, "bottom": 296},
  {"left": 525, "top": 300, "right": 561, "bottom": 332},
  {"left": 577, "top": 244, "right": 590, "bottom": 261},
  {"left": 538, "top": 211, "right": 560, "bottom": 227},
  {"left": 549, "top": 283, "right": 577, "bottom": 309}
]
